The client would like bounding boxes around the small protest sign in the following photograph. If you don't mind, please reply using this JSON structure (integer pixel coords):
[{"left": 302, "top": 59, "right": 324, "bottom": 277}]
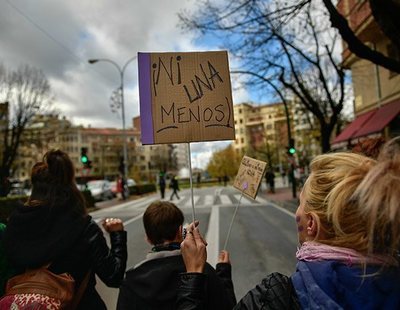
[
  {"left": 233, "top": 156, "right": 267, "bottom": 199},
  {"left": 138, "top": 51, "right": 235, "bottom": 145}
]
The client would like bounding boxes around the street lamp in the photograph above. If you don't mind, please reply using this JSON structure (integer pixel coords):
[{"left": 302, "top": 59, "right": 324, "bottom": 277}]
[{"left": 88, "top": 56, "right": 136, "bottom": 180}]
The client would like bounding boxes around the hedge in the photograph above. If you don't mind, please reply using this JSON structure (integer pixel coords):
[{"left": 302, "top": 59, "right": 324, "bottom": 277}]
[
  {"left": 128, "top": 183, "right": 156, "bottom": 195},
  {"left": 0, "top": 190, "right": 96, "bottom": 223}
]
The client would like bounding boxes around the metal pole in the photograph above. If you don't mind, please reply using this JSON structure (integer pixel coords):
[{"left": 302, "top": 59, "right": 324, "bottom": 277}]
[
  {"left": 88, "top": 57, "right": 136, "bottom": 182},
  {"left": 120, "top": 70, "right": 128, "bottom": 179},
  {"left": 187, "top": 143, "right": 196, "bottom": 223},
  {"left": 223, "top": 190, "right": 243, "bottom": 250}
]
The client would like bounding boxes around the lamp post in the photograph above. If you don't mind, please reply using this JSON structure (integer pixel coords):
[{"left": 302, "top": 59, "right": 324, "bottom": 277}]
[{"left": 88, "top": 57, "right": 136, "bottom": 180}]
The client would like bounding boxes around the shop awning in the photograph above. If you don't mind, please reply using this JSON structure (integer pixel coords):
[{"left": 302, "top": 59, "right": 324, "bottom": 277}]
[
  {"left": 352, "top": 100, "right": 400, "bottom": 139},
  {"left": 332, "top": 109, "right": 376, "bottom": 144}
]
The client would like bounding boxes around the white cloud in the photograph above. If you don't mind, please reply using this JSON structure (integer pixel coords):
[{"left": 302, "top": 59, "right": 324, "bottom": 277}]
[{"left": 0, "top": 0, "right": 247, "bottom": 170}]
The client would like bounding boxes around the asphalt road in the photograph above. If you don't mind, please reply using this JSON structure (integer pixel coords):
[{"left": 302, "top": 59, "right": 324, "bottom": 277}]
[{"left": 90, "top": 185, "right": 298, "bottom": 309}]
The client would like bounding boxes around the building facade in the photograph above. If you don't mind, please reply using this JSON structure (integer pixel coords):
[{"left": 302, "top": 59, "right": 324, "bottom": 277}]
[
  {"left": 13, "top": 115, "right": 138, "bottom": 182},
  {"left": 333, "top": 0, "right": 400, "bottom": 148},
  {"left": 233, "top": 102, "right": 292, "bottom": 170}
]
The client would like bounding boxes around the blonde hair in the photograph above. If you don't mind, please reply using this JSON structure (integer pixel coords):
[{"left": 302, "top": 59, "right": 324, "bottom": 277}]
[
  {"left": 304, "top": 148, "right": 400, "bottom": 259},
  {"left": 303, "top": 152, "right": 376, "bottom": 253},
  {"left": 354, "top": 150, "right": 400, "bottom": 257}
]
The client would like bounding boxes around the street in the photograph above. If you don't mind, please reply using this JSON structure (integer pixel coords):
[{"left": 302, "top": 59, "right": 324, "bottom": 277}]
[{"left": 91, "top": 185, "right": 298, "bottom": 309}]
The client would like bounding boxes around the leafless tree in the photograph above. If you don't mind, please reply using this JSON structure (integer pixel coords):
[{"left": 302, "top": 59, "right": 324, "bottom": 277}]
[
  {"left": 180, "top": 0, "right": 347, "bottom": 152},
  {"left": 0, "top": 64, "right": 53, "bottom": 196}
]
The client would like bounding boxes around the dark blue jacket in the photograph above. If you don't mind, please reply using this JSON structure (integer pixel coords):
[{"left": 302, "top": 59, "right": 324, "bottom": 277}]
[{"left": 292, "top": 260, "right": 400, "bottom": 309}]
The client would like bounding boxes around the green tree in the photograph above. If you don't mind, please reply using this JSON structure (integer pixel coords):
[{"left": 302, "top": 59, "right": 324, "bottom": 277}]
[
  {"left": 0, "top": 64, "right": 53, "bottom": 196},
  {"left": 206, "top": 145, "right": 240, "bottom": 179}
]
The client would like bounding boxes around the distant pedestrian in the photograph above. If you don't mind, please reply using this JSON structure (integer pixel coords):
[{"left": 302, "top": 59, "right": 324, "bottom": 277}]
[
  {"left": 281, "top": 170, "right": 287, "bottom": 186},
  {"left": 197, "top": 173, "right": 201, "bottom": 188},
  {"left": 223, "top": 175, "right": 229, "bottom": 187},
  {"left": 170, "top": 176, "right": 180, "bottom": 200},
  {"left": 265, "top": 170, "right": 275, "bottom": 193},
  {"left": 117, "top": 175, "right": 126, "bottom": 200},
  {"left": 159, "top": 172, "right": 166, "bottom": 199}
]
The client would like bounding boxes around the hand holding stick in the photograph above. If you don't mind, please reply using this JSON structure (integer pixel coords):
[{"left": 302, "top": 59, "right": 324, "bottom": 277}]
[{"left": 181, "top": 222, "right": 207, "bottom": 273}]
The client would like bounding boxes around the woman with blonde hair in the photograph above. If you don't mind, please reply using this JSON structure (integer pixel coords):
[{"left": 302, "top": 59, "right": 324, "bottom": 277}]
[{"left": 177, "top": 147, "right": 400, "bottom": 309}]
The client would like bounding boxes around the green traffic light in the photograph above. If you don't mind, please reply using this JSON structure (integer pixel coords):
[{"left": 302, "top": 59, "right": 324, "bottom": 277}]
[
  {"left": 81, "top": 155, "right": 88, "bottom": 163},
  {"left": 289, "top": 147, "right": 296, "bottom": 155}
]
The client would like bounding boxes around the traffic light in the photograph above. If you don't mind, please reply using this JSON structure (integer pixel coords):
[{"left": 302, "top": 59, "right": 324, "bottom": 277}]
[
  {"left": 80, "top": 147, "right": 88, "bottom": 164},
  {"left": 80, "top": 147, "right": 92, "bottom": 169},
  {"left": 287, "top": 139, "right": 296, "bottom": 156}
]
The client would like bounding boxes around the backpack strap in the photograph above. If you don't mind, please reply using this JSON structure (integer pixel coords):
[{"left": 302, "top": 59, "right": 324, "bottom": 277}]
[{"left": 67, "top": 271, "right": 91, "bottom": 310}]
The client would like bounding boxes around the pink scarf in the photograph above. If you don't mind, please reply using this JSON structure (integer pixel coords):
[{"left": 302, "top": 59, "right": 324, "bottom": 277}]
[{"left": 296, "top": 241, "right": 398, "bottom": 267}]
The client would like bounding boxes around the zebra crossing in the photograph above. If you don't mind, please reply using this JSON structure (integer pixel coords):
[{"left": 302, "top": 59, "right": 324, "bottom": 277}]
[
  {"left": 176, "top": 193, "right": 263, "bottom": 208},
  {"left": 91, "top": 190, "right": 268, "bottom": 224}
]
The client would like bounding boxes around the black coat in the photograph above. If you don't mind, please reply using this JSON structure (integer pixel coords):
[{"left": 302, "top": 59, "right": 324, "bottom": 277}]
[
  {"left": 176, "top": 272, "right": 300, "bottom": 310},
  {"left": 117, "top": 252, "right": 236, "bottom": 310},
  {"left": 4, "top": 203, "right": 127, "bottom": 310}
]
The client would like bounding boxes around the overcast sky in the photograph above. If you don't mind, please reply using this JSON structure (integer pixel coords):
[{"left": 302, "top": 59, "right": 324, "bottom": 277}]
[{"left": 0, "top": 0, "right": 253, "bottom": 168}]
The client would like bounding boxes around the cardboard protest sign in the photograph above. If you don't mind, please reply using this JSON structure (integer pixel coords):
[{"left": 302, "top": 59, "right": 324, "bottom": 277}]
[
  {"left": 233, "top": 156, "right": 267, "bottom": 199},
  {"left": 138, "top": 51, "right": 235, "bottom": 144}
]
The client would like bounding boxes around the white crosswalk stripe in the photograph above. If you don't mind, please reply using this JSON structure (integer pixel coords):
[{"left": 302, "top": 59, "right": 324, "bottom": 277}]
[
  {"left": 184, "top": 195, "right": 200, "bottom": 207},
  {"left": 173, "top": 194, "right": 261, "bottom": 208},
  {"left": 234, "top": 194, "right": 257, "bottom": 205},
  {"left": 204, "top": 195, "right": 214, "bottom": 206},
  {"left": 220, "top": 195, "right": 231, "bottom": 205}
]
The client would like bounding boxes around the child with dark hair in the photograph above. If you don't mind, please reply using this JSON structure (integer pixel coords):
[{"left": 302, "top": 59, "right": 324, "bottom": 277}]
[
  {"left": 2, "top": 149, "right": 127, "bottom": 309},
  {"left": 117, "top": 200, "right": 236, "bottom": 310}
]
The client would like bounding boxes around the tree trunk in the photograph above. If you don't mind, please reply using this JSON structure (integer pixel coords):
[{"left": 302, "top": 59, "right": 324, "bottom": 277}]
[{"left": 320, "top": 125, "right": 332, "bottom": 153}]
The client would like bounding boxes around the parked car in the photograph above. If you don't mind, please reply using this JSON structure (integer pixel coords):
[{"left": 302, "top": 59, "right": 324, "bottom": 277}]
[
  {"left": 7, "top": 181, "right": 30, "bottom": 197},
  {"left": 127, "top": 179, "right": 136, "bottom": 187},
  {"left": 86, "top": 180, "right": 114, "bottom": 201}
]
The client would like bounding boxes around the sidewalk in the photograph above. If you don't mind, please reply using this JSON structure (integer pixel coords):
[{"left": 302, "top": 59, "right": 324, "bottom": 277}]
[{"left": 260, "top": 177, "right": 300, "bottom": 214}]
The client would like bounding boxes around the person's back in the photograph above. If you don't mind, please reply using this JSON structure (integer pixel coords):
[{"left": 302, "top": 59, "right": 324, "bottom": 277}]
[
  {"left": 119, "top": 251, "right": 234, "bottom": 310},
  {"left": 2, "top": 150, "right": 127, "bottom": 309},
  {"left": 117, "top": 201, "right": 236, "bottom": 310}
]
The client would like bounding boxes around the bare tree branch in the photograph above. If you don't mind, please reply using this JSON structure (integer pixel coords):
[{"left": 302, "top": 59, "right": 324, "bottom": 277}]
[{"left": 322, "top": 0, "right": 400, "bottom": 73}]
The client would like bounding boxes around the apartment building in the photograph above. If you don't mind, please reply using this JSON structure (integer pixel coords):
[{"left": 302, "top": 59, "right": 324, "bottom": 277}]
[
  {"left": 13, "top": 114, "right": 138, "bottom": 182},
  {"left": 233, "top": 102, "right": 293, "bottom": 168},
  {"left": 133, "top": 116, "right": 183, "bottom": 180},
  {"left": 333, "top": 0, "right": 400, "bottom": 148},
  {"left": 292, "top": 100, "right": 321, "bottom": 164}
]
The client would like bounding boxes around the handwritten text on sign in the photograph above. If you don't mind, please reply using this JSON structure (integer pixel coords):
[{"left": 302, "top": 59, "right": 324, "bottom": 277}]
[
  {"left": 138, "top": 51, "right": 235, "bottom": 144},
  {"left": 233, "top": 156, "right": 267, "bottom": 199}
]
